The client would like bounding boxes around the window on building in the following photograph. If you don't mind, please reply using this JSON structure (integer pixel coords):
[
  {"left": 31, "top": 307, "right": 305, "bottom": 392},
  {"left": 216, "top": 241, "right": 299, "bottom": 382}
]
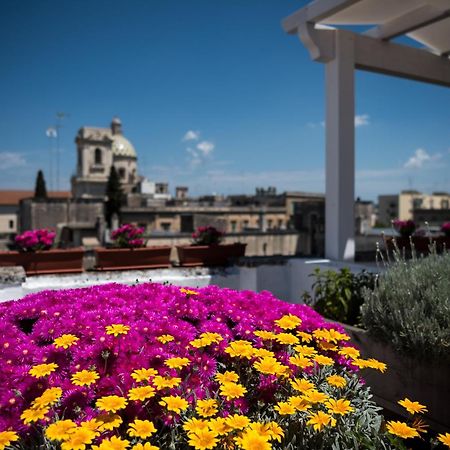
[
  {"left": 267, "top": 219, "right": 273, "bottom": 229},
  {"left": 160, "top": 222, "right": 171, "bottom": 231},
  {"left": 230, "top": 221, "right": 237, "bottom": 232},
  {"left": 442, "top": 200, "right": 449, "bottom": 209},
  {"left": 243, "top": 220, "right": 249, "bottom": 229},
  {"left": 9, "top": 220, "right": 14, "bottom": 229},
  {"left": 94, "top": 148, "right": 102, "bottom": 165},
  {"left": 118, "top": 168, "right": 126, "bottom": 179},
  {"left": 278, "top": 219, "right": 283, "bottom": 228}
]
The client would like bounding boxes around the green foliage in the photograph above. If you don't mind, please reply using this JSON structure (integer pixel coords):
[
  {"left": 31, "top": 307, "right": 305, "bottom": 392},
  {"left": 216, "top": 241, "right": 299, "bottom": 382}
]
[
  {"left": 361, "top": 252, "right": 450, "bottom": 363},
  {"left": 104, "top": 166, "right": 124, "bottom": 227},
  {"left": 33, "top": 170, "right": 48, "bottom": 199},
  {"left": 303, "top": 268, "right": 377, "bottom": 325}
]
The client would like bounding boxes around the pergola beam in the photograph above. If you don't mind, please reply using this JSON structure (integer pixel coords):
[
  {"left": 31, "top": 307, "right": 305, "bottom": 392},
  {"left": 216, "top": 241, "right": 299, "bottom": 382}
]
[
  {"left": 354, "top": 32, "right": 450, "bottom": 87},
  {"left": 283, "top": 0, "right": 362, "bottom": 34},
  {"left": 364, "top": 5, "right": 450, "bottom": 40}
]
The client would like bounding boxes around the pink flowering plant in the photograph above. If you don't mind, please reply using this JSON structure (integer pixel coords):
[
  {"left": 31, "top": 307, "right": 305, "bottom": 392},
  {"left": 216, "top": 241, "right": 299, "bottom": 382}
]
[
  {"left": 392, "top": 219, "right": 416, "bottom": 238},
  {"left": 111, "top": 224, "right": 145, "bottom": 248},
  {"left": 192, "top": 226, "right": 224, "bottom": 246},
  {"left": 14, "top": 229, "right": 56, "bottom": 252},
  {"left": 0, "top": 283, "right": 435, "bottom": 449},
  {"left": 441, "top": 222, "right": 450, "bottom": 237}
]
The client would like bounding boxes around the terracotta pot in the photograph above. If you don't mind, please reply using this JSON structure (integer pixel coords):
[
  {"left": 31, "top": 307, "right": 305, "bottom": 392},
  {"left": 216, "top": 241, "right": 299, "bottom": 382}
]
[
  {"left": 95, "top": 246, "right": 171, "bottom": 271},
  {"left": 385, "top": 236, "right": 450, "bottom": 255},
  {"left": 176, "top": 243, "right": 246, "bottom": 267},
  {"left": 0, "top": 249, "right": 84, "bottom": 276},
  {"left": 341, "top": 323, "right": 450, "bottom": 432}
]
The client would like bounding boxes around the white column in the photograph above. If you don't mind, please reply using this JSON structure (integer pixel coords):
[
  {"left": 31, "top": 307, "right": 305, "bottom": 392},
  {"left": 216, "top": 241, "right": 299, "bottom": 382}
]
[{"left": 325, "top": 30, "right": 355, "bottom": 261}]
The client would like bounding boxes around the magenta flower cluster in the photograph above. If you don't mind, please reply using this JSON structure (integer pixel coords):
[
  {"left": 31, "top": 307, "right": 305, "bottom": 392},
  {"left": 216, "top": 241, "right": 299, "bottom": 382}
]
[
  {"left": 0, "top": 283, "right": 352, "bottom": 436},
  {"left": 192, "top": 226, "right": 224, "bottom": 246},
  {"left": 441, "top": 222, "right": 450, "bottom": 237},
  {"left": 393, "top": 219, "right": 416, "bottom": 237},
  {"left": 111, "top": 224, "right": 145, "bottom": 248},
  {"left": 14, "top": 229, "right": 56, "bottom": 252}
]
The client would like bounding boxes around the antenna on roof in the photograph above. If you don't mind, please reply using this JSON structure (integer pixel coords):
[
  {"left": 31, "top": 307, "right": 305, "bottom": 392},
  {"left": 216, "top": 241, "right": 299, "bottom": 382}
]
[{"left": 55, "top": 112, "right": 70, "bottom": 191}]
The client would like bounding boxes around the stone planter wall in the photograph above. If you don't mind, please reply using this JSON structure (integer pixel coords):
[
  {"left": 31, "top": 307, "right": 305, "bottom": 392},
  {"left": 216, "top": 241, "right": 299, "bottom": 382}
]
[{"left": 342, "top": 323, "right": 450, "bottom": 432}]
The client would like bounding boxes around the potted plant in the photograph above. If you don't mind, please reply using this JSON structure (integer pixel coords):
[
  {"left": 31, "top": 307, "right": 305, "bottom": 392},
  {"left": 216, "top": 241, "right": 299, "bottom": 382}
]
[
  {"left": 176, "top": 225, "right": 246, "bottom": 267},
  {"left": 0, "top": 229, "right": 84, "bottom": 275},
  {"left": 387, "top": 219, "right": 450, "bottom": 255},
  {"left": 95, "top": 224, "right": 171, "bottom": 271}
]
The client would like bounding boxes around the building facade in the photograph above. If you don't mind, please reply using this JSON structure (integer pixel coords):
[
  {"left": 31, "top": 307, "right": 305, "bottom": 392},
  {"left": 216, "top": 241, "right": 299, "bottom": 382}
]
[
  {"left": 71, "top": 117, "right": 139, "bottom": 198},
  {"left": 378, "top": 191, "right": 450, "bottom": 225}
]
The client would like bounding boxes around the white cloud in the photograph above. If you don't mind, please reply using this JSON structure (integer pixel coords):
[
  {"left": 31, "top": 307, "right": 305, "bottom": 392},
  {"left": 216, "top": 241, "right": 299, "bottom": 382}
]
[
  {"left": 196, "top": 140, "right": 215, "bottom": 156},
  {"left": 0, "top": 152, "right": 26, "bottom": 170},
  {"left": 355, "top": 114, "right": 370, "bottom": 127},
  {"left": 404, "top": 148, "right": 442, "bottom": 169},
  {"left": 309, "top": 114, "right": 369, "bottom": 128},
  {"left": 182, "top": 130, "right": 200, "bottom": 141}
]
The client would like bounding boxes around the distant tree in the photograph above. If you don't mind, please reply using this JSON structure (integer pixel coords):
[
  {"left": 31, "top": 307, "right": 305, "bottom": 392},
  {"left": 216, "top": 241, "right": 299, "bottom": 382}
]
[
  {"left": 105, "top": 166, "right": 123, "bottom": 227},
  {"left": 34, "top": 170, "right": 48, "bottom": 199}
]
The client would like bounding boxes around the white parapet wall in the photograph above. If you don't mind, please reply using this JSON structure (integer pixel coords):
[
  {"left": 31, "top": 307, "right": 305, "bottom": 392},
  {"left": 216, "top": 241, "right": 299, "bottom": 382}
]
[{"left": 0, "top": 258, "right": 379, "bottom": 304}]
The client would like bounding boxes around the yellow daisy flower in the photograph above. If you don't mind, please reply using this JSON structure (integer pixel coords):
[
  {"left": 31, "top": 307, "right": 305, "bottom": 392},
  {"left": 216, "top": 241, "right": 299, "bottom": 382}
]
[
  {"left": 128, "top": 419, "right": 157, "bottom": 439},
  {"left": 71, "top": 370, "right": 100, "bottom": 386},
  {"left": 235, "top": 429, "right": 272, "bottom": 450},
  {"left": 95, "top": 414, "right": 123, "bottom": 431},
  {"left": 438, "top": 433, "right": 450, "bottom": 448},
  {"left": 53, "top": 334, "right": 79, "bottom": 349},
  {"left": 183, "top": 418, "right": 209, "bottom": 435},
  {"left": 215, "top": 371, "right": 239, "bottom": 384},
  {"left": 225, "top": 414, "right": 250, "bottom": 430},
  {"left": 313, "top": 355, "right": 334, "bottom": 366},
  {"left": 91, "top": 436, "right": 130, "bottom": 450},
  {"left": 386, "top": 421, "right": 419, "bottom": 439},
  {"left": 253, "top": 330, "right": 277, "bottom": 340},
  {"left": 60, "top": 427, "right": 97, "bottom": 450},
  {"left": 132, "top": 444, "right": 160, "bottom": 450},
  {"left": 21, "top": 407, "right": 49, "bottom": 424},
  {"left": 326, "top": 375, "right": 347, "bottom": 388},
  {"left": 131, "top": 367, "right": 158, "bottom": 382},
  {"left": 0, "top": 431, "right": 19, "bottom": 449},
  {"left": 28, "top": 362, "right": 58, "bottom": 378},
  {"left": 156, "top": 334, "right": 174, "bottom": 344},
  {"left": 274, "top": 314, "right": 302, "bottom": 330},
  {"left": 128, "top": 385, "right": 156, "bottom": 401},
  {"left": 45, "top": 420, "right": 77, "bottom": 441},
  {"left": 325, "top": 398, "right": 354, "bottom": 415},
  {"left": 180, "top": 288, "right": 199, "bottom": 295},
  {"left": 96, "top": 395, "right": 128, "bottom": 413},
  {"left": 105, "top": 324, "right": 130, "bottom": 336},
  {"left": 152, "top": 375, "right": 181, "bottom": 390},
  {"left": 307, "top": 411, "right": 335, "bottom": 431},
  {"left": 32, "top": 387, "right": 62, "bottom": 408},
  {"left": 219, "top": 382, "right": 247, "bottom": 401},
  {"left": 275, "top": 333, "right": 299, "bottom": 345},
  {"left": 196, "top": 399, "right": 218, "bottom": 418},
  {"left": 159, "top": 395, "right": 189, "bottom": 414},
  {"left": 274, "top": 401, "right": 296, "bottom": 415},
  {"left": 398, "top": 398, "right": 427, "bottom": 415},
  {"left": 164, "top": 357, "right": 190, "bottom": 370},
  {"left": 187, "top": 429, "right": 218, "bottom": 450}
]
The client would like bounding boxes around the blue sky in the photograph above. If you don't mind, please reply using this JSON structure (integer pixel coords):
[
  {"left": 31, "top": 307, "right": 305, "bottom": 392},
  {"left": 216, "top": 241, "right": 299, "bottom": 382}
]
[{"left": 0, "top": 0, "right": 449, "bottom": 200}]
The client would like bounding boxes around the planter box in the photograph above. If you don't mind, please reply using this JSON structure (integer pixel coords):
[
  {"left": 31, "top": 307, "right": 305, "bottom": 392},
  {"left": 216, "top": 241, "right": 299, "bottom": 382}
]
[
  {"left": 176, "top": 243, "right": 246, "bottom": 267},
  {"left": 341, "top": 323, "right": 450, "bottom": 432},
  {"left": 0, "top": 249, "right": 84, "bottom": 276},
  {"left": 95, "top": 246, "right": 171, "bottom": 271},
  {"left": 386, "top": 236, "right": 450, "bottom": 256}
]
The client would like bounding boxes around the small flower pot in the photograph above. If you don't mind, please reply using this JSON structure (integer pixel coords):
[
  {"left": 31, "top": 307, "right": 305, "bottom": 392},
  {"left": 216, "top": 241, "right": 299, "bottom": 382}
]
[
  {"left": 95, "top": 246, "right": 172, "bottom": 271},
  {"left": 176, "top": 243, "right": 246, "bottom": 267},
  {"left": 0, "top": 249, "right": 84, "bottom": 276}
]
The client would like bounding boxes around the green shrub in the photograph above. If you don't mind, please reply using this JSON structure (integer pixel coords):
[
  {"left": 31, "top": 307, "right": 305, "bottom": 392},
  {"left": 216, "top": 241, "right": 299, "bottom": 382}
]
[
  {"left": 303, "top": 268, "right": 377, "bottom": 325},
  {"left": 361, "top": 252, "right": 450, "bottom": 363}
]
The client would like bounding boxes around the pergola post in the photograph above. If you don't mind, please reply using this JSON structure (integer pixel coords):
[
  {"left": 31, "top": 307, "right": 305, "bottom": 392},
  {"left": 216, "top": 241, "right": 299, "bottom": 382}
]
[{"left": 325, "top": 31, "right": 355, "bottom": 261}]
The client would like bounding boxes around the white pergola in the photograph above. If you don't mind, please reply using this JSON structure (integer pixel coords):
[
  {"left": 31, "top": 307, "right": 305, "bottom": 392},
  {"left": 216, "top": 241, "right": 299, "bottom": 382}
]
[{"left": 283, "top": 0, "right": 450, "bottom": 261}]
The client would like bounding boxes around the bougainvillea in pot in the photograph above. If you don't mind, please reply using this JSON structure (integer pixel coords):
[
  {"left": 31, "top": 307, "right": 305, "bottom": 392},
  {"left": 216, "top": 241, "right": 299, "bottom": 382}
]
[
  {"left": 111, "top": 224, "right": 145, "bottom": 248},
  {"left": 392, "top": 219, "right": 416, "bottom": 238},
  {"left": 0, "top": 283, "right": 437, "bottom": 449},
  {"left": 441, "top": 222, "right": 450, "bottom": 238},
  {"left": 191, "top": 226, "right": 224, "bottom": 246},
  {"left": 14, "top": 229, "right": 56, "bottom": 252}
]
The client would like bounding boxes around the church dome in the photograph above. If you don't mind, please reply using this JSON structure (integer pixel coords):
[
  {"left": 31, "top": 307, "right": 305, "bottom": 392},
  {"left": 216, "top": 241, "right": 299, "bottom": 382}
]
[{"left": 111, "top": 134, "right": 137, "bottom": 158}]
